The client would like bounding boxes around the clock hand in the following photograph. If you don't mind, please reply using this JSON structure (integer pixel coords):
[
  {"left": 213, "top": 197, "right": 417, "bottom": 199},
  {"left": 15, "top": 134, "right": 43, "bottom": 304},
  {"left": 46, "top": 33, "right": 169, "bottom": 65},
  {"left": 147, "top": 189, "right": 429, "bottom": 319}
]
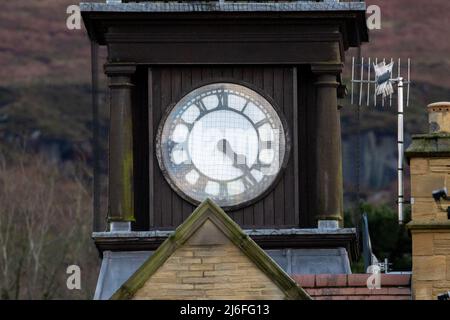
[{"left": 216, "top": 139, "right": 258, "bottom": 185}]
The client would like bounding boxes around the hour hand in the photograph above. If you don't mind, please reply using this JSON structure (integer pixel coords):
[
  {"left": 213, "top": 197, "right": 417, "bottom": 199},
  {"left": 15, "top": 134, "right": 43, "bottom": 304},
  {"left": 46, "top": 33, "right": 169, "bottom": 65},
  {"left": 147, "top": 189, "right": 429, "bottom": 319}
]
[
  {"left": 217, "top": 139, "right": 245, "bottom": 166},
  {"left": 216, "top": 139, "right": 257, "bottom": 185}
]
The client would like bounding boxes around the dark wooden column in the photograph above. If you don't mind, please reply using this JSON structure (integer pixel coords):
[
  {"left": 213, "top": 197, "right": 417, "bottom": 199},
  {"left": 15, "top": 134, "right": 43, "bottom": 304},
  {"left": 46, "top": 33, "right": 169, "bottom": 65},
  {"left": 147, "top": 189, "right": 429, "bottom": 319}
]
[
  {"left": 311, "top": 64, "right": 344, "bottom": 225},
  {"left": 104, "top": 63, "right": 136, "bottom": 229}
]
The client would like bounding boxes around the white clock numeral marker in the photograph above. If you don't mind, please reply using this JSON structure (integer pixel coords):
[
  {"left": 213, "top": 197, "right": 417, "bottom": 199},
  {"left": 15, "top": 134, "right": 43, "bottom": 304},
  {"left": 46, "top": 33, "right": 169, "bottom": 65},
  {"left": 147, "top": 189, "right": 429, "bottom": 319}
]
[
  {"left": 250, "top": 169, "right": 264, "bottom": 182},
  {"left": 228, "top": 94, "right": 247, "bottom": 112},
  {"left": 258, "top": 123, "right": 275, "bottom": 142},
  {"left": 171, "top": 148, "right": 189, "bottom": 165},
  {"left": 171, "top": 124, "right": 189, "bottom": 143},
  {"left": 185, "top": 169, "right": 200, "bottom": 185},
  {"left": 243, "top": 102, "right": 266, "bottom": 124},
  {"left": 228, "top": 179, "right": 245, "bottom": 196},
  {"left": 205, "top": 181, "right": 220, "bottom": 196},
  {"left": 181, "top": 105, "right": 200, "bottom": 123},
  {"left": 201, "top": 95, "right": 219, "bottom": 110},
  {"left": 259, "top": 149, "right": 275, "bottom": 164}
]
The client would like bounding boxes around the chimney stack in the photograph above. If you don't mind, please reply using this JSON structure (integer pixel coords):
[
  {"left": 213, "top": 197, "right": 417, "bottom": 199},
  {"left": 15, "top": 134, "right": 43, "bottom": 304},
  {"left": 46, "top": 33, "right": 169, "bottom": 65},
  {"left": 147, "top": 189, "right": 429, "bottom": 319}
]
[{"left": 428, "top": 102, "right": 450, "bottom": 133}]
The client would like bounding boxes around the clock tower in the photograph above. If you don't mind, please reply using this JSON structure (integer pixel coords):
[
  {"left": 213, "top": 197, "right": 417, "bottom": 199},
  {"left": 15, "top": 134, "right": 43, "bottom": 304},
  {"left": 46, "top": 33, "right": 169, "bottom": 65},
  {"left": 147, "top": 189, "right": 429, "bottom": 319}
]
[{"left": 81, "top": 1, "right": 368, "bottom": 299}]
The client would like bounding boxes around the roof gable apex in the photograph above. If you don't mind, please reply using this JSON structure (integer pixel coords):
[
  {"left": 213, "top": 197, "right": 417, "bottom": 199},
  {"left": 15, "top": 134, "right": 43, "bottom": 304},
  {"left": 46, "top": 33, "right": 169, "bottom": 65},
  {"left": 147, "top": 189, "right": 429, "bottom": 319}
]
[{"left": 111, "top": 198, "right": 311, "bottom": 300}]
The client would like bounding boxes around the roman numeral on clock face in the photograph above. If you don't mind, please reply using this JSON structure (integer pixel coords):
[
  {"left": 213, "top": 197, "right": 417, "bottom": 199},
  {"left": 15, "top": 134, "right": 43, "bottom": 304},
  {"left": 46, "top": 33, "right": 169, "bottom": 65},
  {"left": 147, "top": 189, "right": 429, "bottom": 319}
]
[
  {"left": 195, "top": 99, "right": 208, "bottom": 112},
  {"left": 217, "top": 91, "right": 228, "bottom": 109}
]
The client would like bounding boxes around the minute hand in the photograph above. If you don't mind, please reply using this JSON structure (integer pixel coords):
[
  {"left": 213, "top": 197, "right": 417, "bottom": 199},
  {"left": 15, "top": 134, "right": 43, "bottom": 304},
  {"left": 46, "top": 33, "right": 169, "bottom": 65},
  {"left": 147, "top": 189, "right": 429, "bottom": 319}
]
[{"left": 217, "top": 139, "right": 258, "bottom": 185}]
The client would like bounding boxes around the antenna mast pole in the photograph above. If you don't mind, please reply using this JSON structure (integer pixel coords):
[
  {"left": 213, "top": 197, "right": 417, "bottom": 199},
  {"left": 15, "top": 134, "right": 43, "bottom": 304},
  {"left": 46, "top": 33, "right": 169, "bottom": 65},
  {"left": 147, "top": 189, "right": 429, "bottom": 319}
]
[
  {"left": 397, "top": 77, "right": 404, "bottom": 224},
  {"left": 351, "top": 58, "right": 411, "bottom": 225}
]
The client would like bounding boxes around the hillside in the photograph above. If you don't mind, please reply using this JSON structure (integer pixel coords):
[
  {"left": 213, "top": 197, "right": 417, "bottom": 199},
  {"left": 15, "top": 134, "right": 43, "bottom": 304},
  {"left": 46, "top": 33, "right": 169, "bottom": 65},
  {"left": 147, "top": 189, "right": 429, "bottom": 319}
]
[
  {"left": 0, "top": 0, "right": 449, "bottom": 198},
  {"left": 0, "top": 1, "right": 91, "bottom": 86},
  {"left": 360, "top": 0, "right": 450, "bottom": 89},
  {"left": 1, "top": 0, "right": 449, "bottom": 87}
]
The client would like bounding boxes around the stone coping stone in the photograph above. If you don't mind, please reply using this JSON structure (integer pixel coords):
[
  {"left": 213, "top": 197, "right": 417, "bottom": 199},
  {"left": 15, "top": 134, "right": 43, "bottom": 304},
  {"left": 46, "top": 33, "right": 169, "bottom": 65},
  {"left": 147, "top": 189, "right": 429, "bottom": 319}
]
[
  {"left": 407, "top": 220, "right": 450, "bottom": 230},
  {"left": 93, "top": 227, "right": 357, "bottom": 238},
  {"left": 293, "top": 274, "right": 412, "bottom": 288},
  {"left": 405, "top": 133, "right": 450, "bottom": 159}
]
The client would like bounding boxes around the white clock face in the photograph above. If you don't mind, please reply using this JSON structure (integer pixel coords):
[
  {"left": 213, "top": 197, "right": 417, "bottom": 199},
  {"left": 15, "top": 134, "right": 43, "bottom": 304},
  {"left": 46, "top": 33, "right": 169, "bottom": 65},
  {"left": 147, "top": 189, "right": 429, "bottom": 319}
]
[{"left": 157, "top": 83, "right": 288, "bottom": 209}]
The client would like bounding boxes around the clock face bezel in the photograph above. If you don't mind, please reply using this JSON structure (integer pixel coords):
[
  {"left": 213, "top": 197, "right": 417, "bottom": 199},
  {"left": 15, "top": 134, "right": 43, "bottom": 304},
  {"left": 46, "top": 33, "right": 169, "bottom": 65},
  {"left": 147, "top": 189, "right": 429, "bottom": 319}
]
[{"left": 155, "top": 80, "right": 291, "bottom": 211}]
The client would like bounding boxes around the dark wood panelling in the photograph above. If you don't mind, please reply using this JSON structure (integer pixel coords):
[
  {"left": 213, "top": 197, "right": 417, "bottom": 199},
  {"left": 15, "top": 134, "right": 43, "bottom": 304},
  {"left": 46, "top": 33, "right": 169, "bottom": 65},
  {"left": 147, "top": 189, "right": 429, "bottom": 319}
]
[
  {"left": 138, "top": 66, "right": 315, "bottom": 230},
  {"left": 289, "top": 67, "right": 299, "bottom": 227},
  {"left": 160, "top": 68, "right": 174, "bottom": 228},
  {"left": 152, "top": 68, "right": 163, "bottom": 228},
  {"left": 170, "top": 68, "right": 183, "bottom": 227},
  {"left": 304, "top": 66, "right": 317, "bottom": 227},
  {"left": 131, "top": 68, "right": 149, "bottom": 231},
  {"left": 148, "top": 69, "right": 154, "bottom": 228}
]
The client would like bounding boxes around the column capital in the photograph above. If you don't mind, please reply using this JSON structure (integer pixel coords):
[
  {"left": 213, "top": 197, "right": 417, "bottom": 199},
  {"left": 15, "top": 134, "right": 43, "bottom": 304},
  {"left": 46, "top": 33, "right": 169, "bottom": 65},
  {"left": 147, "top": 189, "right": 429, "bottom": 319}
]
[
  {"left": 314, "top": 76, "right": 340, "bottom": 88},
  {"left": 104, "top": 63, "right": 136, "bottom": 76},
  {"left": 105, "top": 63, "right": 136, "bottom": 88},
  {"left": 310, "top": 63, "right": 344, "bottom": 75},
  {"left": 311, "top": 64, "right": 342, "bottom": 88}
]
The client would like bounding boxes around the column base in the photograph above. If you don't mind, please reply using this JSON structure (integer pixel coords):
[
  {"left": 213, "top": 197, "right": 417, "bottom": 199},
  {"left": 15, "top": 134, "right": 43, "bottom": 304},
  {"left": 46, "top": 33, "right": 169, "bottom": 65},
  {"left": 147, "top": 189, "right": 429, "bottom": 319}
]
[
  {"left": 109, "top": 221, "right": 131, "bottom": 232},
  {"left": 318, "top": 220, "right": 340, "bottom": 230}
]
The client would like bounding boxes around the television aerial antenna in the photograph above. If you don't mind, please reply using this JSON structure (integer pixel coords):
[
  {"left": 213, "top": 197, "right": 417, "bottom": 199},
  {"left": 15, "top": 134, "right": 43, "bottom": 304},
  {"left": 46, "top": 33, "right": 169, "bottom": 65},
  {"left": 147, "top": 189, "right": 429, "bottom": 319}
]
[{"left": 351, "top": 57, "right": 411, "bottom": 224}]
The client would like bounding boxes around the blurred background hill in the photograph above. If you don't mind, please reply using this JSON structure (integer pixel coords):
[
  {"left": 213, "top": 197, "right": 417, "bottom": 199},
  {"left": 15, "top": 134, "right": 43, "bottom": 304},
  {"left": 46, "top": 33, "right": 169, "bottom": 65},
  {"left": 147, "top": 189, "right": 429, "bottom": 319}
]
[
  {"left": 0, "top": 0, "right": 448, "bottom": 298},
  {"left": 342, "top": 0, "right": 450, "bottom": 207}
]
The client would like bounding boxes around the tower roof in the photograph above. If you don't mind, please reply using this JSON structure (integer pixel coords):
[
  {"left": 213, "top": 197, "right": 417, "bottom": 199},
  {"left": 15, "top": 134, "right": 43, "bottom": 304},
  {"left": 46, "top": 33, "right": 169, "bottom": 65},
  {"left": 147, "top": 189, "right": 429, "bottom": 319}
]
[{"left": 81, "top": 1, "right": 366, "bottom": 13}]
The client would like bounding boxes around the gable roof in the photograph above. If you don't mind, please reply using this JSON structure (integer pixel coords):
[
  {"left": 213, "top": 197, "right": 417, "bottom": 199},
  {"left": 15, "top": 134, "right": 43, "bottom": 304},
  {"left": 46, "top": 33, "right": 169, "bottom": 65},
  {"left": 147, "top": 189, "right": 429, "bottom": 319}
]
[{"left": 111, "top": 198, "right": 311, "bottom": 300}]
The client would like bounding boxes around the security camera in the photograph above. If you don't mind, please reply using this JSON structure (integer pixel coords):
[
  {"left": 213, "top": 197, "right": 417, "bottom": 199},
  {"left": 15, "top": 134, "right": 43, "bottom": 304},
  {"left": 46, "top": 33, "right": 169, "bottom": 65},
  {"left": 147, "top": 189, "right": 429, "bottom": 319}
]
[
  {"left": 432, "top": 188, "right": 450, "bottom": 219},
  {"left": 432, "top": 187, "right": 449, "bottom": 202},
  {"left": 437, "top": 291, "right": 450, "bottom": 301}
]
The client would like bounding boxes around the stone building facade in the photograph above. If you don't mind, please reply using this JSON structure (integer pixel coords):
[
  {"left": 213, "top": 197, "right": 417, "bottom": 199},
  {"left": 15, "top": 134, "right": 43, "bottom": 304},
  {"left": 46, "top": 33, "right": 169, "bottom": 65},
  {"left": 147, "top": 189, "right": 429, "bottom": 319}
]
[{"left": 406, "top": 102, "right": 450, "bottom": 300}]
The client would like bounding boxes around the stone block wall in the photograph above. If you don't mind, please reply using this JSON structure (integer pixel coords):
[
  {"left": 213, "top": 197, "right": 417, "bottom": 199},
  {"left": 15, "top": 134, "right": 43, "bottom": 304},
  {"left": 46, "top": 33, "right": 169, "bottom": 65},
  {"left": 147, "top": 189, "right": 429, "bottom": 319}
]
[
  {"left": 406, "top": 102, "right": 450, "bottom": 300},
  {"left": 132, "top": 225, "right": 286, "bottom": 300},
  {"left": 410, "top": 157, "right": 450, "bottom": 221},
  {"left": 409, "top": 153, "right": 450, "bottom": 299},
  {"left": 411, "top": 230, "right": 450, "bottom": 299}
]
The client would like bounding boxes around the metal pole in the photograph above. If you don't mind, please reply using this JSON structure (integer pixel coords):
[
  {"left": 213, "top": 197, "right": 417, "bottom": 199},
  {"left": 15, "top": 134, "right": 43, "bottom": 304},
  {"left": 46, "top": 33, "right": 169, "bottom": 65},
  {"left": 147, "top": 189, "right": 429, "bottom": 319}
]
[
  {"left": 397, "top": 77, "right": 404, "bottom": 224},
  {"left": 351, "top": 57, "right": 355, "bottom": 105}
]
